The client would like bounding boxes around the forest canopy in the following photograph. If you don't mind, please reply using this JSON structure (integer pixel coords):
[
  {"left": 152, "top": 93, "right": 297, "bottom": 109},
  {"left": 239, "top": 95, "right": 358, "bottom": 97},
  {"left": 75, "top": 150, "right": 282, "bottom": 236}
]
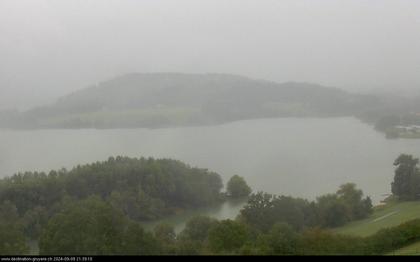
[{"left": 0, "top": 157, "right": 224, "bottom": 230}]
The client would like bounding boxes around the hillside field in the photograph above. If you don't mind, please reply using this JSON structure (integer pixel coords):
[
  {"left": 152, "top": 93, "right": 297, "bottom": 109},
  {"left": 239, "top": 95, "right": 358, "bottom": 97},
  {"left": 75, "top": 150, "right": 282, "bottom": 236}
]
[{"left": 334, "top": 201, "right": 420, "bottom": 237}]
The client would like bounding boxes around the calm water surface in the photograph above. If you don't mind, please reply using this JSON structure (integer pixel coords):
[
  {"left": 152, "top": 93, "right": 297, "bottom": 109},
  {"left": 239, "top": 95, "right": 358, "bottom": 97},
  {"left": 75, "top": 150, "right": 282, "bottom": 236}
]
[{"left": 2, "top": 117, "right": 420, "bottom": 231}]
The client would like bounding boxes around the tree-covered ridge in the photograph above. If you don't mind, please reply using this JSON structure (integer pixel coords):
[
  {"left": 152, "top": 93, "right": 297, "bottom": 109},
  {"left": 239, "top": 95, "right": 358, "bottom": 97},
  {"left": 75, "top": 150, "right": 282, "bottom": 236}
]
[
  {"left": 2, "top": 73, "right": 420, "bottom": 140},
  {"left": 3, "top": 73, "right": 420, "bottom": 138},
  {"left": 0, "top": 73, "right": 381, "bottom": 129},
  {"left": 0, "top": 157, "right": 223, "bottom": 226}
]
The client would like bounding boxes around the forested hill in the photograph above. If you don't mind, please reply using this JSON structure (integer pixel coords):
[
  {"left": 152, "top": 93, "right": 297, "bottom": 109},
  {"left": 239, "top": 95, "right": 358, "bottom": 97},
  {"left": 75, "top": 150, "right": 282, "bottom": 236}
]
[
  {"left": 0, "top": 157, "right": 224, "bottom": 224},
  {"left": 0, "top": 73, "right": 382, "bottom": 129}
]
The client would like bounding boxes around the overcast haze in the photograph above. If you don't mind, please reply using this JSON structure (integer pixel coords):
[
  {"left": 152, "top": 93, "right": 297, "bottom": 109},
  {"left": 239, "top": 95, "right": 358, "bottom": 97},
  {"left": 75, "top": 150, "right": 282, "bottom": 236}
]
[{"left": 1, "top": 0, "right": 419, "bottom": 110}]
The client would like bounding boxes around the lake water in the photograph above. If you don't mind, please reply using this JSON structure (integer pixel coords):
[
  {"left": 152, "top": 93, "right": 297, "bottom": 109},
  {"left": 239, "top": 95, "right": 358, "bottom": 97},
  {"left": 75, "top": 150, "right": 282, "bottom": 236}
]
[{"left": 2, "top": 117, "right": 420, "bottom": 231}]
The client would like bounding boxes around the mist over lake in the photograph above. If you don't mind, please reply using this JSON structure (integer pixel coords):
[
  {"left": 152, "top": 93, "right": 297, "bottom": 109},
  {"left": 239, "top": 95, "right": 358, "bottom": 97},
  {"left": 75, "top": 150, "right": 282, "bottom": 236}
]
[
  {"left": 2, "top": 0, "right": 420, "bottom": 255},
  {"left": 1, "top": 117, "right": 418, "bottom": 204}
]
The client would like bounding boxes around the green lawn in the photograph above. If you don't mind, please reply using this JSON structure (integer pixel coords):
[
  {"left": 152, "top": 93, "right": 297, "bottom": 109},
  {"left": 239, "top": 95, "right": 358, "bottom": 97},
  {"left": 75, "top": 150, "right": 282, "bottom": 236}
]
[
  {"left": 334, "top": 201, "right": 420, "bottom": 237},
  {"left": 387, "top": 241, "right": 420, "bottom": 256}
]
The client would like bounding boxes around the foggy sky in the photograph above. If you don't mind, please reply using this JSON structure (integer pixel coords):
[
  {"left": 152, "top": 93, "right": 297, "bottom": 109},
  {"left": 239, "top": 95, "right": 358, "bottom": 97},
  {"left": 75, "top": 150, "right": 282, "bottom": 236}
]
[{"left": 1, "top": 0, "right": 420, "bottom": 110}]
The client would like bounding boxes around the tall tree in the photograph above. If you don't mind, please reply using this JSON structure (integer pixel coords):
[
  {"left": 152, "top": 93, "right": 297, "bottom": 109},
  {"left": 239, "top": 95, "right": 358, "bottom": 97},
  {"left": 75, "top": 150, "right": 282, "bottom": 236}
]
[
  {"left": 316, "top": 194, "right": 350, "bottom": 227},
  {"left": 226, "top": 175, "right": 252, "bottom": 198},
  {"left": 256, "top": 222, "right": 299, "bottom": 255},
  {"left": 0, "top": 201, "right": 29, "bottom": 255},
  {"left": 208, "top": 220, "right": 251, "bottom": 254},
  {"left": 391, "top": 154, "right": 420, "bottom": 200},
  {"left": 336, "top": 183, "right": 373, "bottom": 220},
  {"left": 154, "top": 223, "right": 177, "bottom": 254},
  {"left": 239, "top": 192, "right": 308, "bottom": 232},
  {"left": 120, "top": 222, "right": 161, "bottom": 255},
  {"left": 179, "top": 216, "right": 218, "bottom": 243},
  {"left": 39, "top": 196, "right": 127, "bottom": 255}
]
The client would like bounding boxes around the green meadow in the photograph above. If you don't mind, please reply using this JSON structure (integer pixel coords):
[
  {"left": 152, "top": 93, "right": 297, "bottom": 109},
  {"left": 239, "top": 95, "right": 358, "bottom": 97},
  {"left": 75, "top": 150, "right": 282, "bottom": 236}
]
[{"left": 334, "top": 201, "right": 420, "bottom": 237}]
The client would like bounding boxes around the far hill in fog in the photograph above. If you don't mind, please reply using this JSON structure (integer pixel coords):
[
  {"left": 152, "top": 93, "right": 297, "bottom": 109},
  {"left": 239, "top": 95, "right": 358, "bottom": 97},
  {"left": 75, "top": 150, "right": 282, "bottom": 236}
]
[{"left": 0, "top": 73, "right": 407, "bottom": 129}]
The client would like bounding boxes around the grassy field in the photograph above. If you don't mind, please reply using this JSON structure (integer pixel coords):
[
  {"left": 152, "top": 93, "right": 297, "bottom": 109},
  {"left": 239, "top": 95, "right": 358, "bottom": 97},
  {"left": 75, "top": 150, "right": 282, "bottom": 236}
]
[
  {"left": 399, "top": 133, "right": 420, "bottom": 139},
  {"left": 388, "top": 241, "right": 420, "bottom": 256},
  {"left": 334, "top": 201, "right": 420, "bottom": 237},
  {"left": 38, "top": 106, "right": 203, "bottom": 128}
]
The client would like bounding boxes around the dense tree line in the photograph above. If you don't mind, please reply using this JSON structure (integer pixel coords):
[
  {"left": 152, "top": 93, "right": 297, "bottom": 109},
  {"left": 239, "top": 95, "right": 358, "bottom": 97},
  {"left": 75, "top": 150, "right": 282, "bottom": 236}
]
[
  {"left": 0, "top": 157, "right": 225, "bottom": 242},
  {"left": 0, "top": 156, "right": 374, "bottom": 256},
  {"left": 34, "top": 194, "right": 366, "bottom": 255},
  {"left": 0, "top": 201, "right": 29, "bottom": 255},
  {"left": 35, "top": 196, "right": 420, "bottom": 255},
  {"left": 39, "top": 196, "right": 161, "bottom": 255},
  {"left": 239, "top": 183, "right": 372, "bottom": 232},
  {"left": 35, "top": 183, "right": 372, "bottom": 255},
  {"left": 4, "top": 154, "right": 420, "bottom": 255}
]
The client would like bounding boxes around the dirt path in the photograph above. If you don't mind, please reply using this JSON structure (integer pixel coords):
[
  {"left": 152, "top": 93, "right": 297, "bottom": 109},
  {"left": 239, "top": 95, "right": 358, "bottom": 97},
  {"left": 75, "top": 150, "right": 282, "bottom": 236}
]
[{"left": 372, "top": 211, "right": 399, "bottom": 223}]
